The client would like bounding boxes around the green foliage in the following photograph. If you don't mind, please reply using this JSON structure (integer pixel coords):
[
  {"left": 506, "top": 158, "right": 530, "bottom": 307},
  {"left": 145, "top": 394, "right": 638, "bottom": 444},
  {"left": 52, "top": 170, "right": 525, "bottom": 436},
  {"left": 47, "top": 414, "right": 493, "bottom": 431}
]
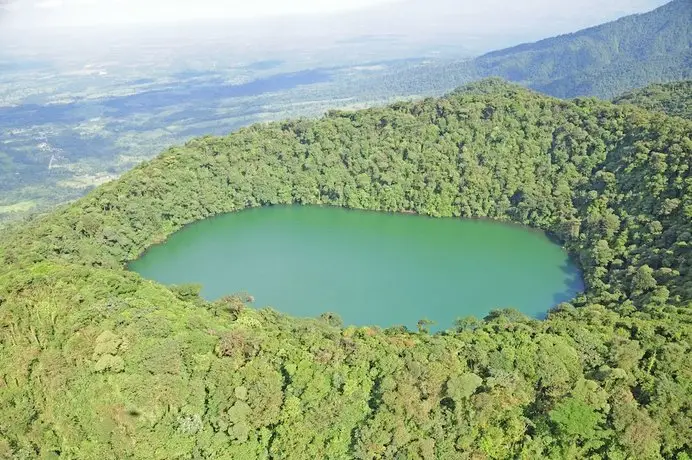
[
  {"left": 3, "top": 2, "right": 690, "bottom": 228},
  {"left": 170, "top": 283, "right": 204, "bottom": 302},
  {"left": 614, "top": 80, "right": 692, "bottom": 119},
  {"left": 380, "top": 0, "right": 692, "bottom": 100},
  {"left": 477, "top": 0, "right": 692, "bottom": 98},
  {"left": 549, "top": 397, "right": 604, "bottom": 440},
  {"left": 0, "top": 79, "right": 690, "bottom": 458}
]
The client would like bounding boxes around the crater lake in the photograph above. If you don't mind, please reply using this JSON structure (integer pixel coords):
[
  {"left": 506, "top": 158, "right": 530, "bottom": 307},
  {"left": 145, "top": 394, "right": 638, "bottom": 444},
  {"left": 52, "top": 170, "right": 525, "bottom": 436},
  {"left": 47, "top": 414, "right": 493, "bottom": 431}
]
[{"left": 129, "top": 206, "right": 583, "bottom": 330}]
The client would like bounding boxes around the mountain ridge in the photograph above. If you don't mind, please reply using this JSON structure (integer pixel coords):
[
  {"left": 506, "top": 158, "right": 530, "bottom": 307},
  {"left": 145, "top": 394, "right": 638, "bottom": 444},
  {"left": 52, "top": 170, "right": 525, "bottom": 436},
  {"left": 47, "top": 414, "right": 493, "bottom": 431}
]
[
  {"left": 613, "top": 79, "right": 692, "bottom": 119},
  {"left": 381, "top": 0, "right": 692, "bottom": 99},
  {"left": 474, "top": 0, "right": 692, "bottom": 98}
]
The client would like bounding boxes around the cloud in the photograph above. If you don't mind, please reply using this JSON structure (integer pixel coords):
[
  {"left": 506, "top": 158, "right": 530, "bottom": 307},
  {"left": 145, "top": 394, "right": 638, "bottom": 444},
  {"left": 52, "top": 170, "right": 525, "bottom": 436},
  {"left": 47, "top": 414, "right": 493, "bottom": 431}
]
[
  {"left": 3, "top": 0, "right": 403, "bottom": 27},
  {"left": 0, "top": 0, "right": 670, "bottom": 54},
  {"left": 34, "top": 0, "right": 63, "bottom": 9},
  {"left": 0, "top": 0, "right": 21, "bottom": 11}
]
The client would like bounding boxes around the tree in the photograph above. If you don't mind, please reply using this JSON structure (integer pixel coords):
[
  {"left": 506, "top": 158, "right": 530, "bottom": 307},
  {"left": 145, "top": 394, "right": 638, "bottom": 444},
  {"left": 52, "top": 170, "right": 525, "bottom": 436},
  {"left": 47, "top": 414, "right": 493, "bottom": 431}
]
[
  {"left": 417, "top": 318, "right": 434, "bottom": 334},
  {"left": 632, "top": 265, "right": 657, "bottom": 294},
  {"left": 549, "top": 397, "right": 604, "bottom": 441}
]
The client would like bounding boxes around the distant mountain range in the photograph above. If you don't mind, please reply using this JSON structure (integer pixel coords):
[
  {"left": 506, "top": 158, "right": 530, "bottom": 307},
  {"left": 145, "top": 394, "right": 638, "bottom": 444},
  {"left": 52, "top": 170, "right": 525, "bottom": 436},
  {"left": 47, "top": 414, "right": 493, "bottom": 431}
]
[
  {"left": 473, "top": 0, "right": 691, "bottom": 98},
  {"left": 381, "top": 0, "right": 691, "bottom": 99}
]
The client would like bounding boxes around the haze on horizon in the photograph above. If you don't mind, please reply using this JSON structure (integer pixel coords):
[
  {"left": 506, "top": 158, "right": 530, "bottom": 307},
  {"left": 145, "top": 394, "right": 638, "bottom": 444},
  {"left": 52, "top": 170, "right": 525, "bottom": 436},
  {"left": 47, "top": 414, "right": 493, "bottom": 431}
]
[{"left": 0, "top": 0, "right": 671, "bottom": 55}]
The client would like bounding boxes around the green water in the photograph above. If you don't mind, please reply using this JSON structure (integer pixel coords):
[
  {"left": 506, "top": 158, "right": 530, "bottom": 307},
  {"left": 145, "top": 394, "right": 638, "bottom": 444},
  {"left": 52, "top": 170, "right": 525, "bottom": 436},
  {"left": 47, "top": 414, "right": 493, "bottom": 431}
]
[{"left": 130, "top": 206, "right": 583, "bottom": 330}]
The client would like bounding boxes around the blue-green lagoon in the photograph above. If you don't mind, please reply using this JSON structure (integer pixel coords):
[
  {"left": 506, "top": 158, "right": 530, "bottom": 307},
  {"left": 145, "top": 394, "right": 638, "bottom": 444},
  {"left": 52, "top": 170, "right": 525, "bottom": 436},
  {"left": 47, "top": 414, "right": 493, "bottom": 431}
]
[{"left": 130, "top": 206, "right": 583, "bottom": 330}]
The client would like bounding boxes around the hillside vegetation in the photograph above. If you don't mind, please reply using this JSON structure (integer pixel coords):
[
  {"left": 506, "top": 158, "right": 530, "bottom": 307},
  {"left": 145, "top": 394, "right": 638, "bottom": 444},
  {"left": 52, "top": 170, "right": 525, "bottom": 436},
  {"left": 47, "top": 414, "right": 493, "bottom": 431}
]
[
  {"left": 614, "top": 80, "right": 692, "bottom": 120},
  {"left": 2, "top": 2, "right": 690, "bottom": 227},
  {"left": 0, "top": 80, "right": 690, "bottom": 459},
  {"left": 380, "top": 0, "right": 692, "bottom": 99},
  {"left": 474, "top": 0, "right": 692, "bottom": 98}
]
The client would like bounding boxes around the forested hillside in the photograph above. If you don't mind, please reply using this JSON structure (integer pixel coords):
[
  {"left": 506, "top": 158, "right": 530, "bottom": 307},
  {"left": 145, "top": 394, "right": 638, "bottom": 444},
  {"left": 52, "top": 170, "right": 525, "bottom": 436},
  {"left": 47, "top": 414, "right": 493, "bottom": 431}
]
[
  {"left": 614, "top": 80, "right": 692, "bottom": 119},
  {"left": 473, "top": 0, "right": 692, "bottom": 98},
  {"left": 2, "top": 2, "right": 689, "bottom": 227},
  {"left": 377, "top": 0, "right": 691, "bottom": 99},
  {"left": 0, "top": 79, "right": 690, "bottom": 458}
]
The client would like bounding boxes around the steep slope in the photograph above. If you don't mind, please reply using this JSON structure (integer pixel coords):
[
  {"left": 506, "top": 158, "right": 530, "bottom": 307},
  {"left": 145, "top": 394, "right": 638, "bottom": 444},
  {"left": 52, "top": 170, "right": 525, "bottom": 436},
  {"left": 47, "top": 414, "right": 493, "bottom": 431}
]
[
  {"left": 378, "top": 0, "right": 691, "bottom": 99},
  {"left": 614, "top": 79, "right": 692, "bottom": 119},
  {"left": 0, "top": 80, "right": 690, "bottom": 458},
  {"left": 472, "top": 0, "right": 692, "bottom": 98}
]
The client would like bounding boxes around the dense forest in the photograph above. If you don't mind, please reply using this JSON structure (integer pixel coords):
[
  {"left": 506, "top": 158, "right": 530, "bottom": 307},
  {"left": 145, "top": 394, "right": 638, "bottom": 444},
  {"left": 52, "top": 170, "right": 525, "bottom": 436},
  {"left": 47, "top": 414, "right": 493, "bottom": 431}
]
[
  {"left": 0, "top": 79, "right": 690, "bottom": 458},
  {"left": 614, "top": 80, "right": 692, "bottom": 120},
  {"left": 473, "top": 0, "right": 692, "bottom": 99},
  {"left": 2, "top": 1, "right": 689, "bottom": 228},
  {"left": 371, "top": 0, "right": 691, "bottom": 100}
]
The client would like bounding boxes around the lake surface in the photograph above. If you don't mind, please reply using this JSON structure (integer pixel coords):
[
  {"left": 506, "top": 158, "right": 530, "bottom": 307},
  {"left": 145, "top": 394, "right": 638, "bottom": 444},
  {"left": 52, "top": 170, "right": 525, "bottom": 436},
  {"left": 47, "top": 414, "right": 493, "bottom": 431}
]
[{"left": 130, "top": 206, "right": 583, "bottom": 330}]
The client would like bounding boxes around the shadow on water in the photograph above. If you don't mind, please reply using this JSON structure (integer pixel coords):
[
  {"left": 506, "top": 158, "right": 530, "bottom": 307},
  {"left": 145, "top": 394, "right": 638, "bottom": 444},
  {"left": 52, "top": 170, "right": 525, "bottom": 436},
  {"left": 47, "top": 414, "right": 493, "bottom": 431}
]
[
  {"left": 542, "top": 230, "right": 585, "bottom": 308},
  {"left": 544, "top": 230, "right": 565, "bottom": 247},
  {"left": 551, "top": 260, "right": 585, "bottom": 308}
]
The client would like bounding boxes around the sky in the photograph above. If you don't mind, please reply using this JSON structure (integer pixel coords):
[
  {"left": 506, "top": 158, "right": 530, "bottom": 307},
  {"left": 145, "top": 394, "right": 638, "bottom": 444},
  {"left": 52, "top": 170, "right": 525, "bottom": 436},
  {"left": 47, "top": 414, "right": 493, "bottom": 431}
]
[
  {"left": 0, "top": 0, "right": 670, "bottom": 28},
  {"left": 0, "top": 0, "right": 400, "bottom": 27},
  {"left": 0, "top": 0, "right": 672, "bottom": 56}
]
